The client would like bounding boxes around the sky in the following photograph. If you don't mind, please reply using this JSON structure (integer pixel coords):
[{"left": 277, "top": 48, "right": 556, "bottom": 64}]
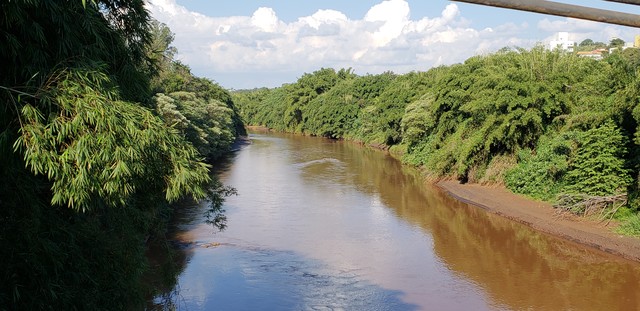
[{"left": 146, "top": 0, "right": 640, "bottom": 89}]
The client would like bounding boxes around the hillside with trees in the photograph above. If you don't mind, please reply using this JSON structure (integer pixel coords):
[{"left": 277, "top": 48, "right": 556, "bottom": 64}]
[
  {"left": 234, "top": 46, "right": 640, "bottom": 237},
  {"left": 0, "top": 1, "right": 242, "bottom": 309}
]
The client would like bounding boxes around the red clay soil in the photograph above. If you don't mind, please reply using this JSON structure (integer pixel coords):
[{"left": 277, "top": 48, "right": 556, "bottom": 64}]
[{"left": 437, "top": 180, "right": 640, "bottom": 263}]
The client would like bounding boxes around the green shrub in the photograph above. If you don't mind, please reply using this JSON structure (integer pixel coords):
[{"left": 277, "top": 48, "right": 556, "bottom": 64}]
[
  {"left": 616, "top": 213, "right": 640, "bottom": 237},
  {"left": 505, "top": 133, "right": 577, "bottom": 200},
  {"left": 564, "top": 122, "right": 632, "bottom": 196}
]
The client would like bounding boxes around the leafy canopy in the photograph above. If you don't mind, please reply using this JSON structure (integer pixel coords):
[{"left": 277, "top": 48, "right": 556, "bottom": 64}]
[{"left": 15, "top": 66, "right": 212, "bottom": 211}]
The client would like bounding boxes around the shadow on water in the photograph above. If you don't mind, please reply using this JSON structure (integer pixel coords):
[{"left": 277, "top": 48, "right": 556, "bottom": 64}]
[
  {"left": 169, "top": 136, "right": 252, "bottom": 231},
  {"left": 145, "top": 138, "right": 251, "bottom": 310}
]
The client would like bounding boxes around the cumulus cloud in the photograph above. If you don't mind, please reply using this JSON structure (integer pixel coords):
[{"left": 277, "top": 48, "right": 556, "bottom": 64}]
[
  {"left": 364, "top": 0, "right": 410, "bottom": 47},
  {"left": 145, "top": 0, "right": 547, "bottom": 88},
  {"left": 251, "top": 7, "right": 280, "bottom": 32}
]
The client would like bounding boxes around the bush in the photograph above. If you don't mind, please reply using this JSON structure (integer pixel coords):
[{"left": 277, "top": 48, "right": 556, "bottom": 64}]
[
  {"left": 505, "top": 133, "right": 576, "bottom": 200},
  {"left": 616, "top": 213, "right": 640, "bottom": 237},
  {"left": 564, "top": 122, "right": 632, "bottom": 196}
]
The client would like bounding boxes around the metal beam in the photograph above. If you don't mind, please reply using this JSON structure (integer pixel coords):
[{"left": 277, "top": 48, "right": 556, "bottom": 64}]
[
  {"left": 604, "top": 0, "right": 640, "bottom": 6},
  {"left": 450, "top": 0, "right": 640, "bottom": 28}
]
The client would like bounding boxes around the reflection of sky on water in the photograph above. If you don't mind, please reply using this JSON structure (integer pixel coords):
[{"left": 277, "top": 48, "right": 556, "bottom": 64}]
[{"left": 172, "top": 244, "right": 418, "bottom": 310}]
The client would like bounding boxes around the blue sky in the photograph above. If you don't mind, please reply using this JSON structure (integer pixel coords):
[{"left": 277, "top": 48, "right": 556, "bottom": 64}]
[{"left": 147, "top": 0, "right": 640, "bottom": 89}]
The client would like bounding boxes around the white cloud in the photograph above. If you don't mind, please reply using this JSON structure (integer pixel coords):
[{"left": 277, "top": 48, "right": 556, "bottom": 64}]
[
  {"left": 145, "top": 0, "right": 556, "bottom": 88},
  {"left": 251, "top": 7, "right": 280, "bottom": 32},
  {"left": 537, "top": 17, "right": 638, "bottom": 44},
  {"left": 300, "top": 9, "right": 348, "bottom": 30},
  {"left": 364, "top": 0, "right": 410, "bottom": 47},
  {"left": 538, "top": 17, "right": 603, "bottom": 33}
]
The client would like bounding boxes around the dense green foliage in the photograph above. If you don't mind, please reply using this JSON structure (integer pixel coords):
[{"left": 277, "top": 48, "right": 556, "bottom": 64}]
[
  {"left": 1, "top": 1, "right": 242, "bottom": 309},
  {"left": 16, "top": 67, "right": 212, "bottom": 211},
  {"left": 504, "top": 133, "right": 576, "bottom": 200},
  {"left": 155, "top": 91, "right": 236, "bottom": 160},
  {"left": 235, "top": 46, "right": 640, "bottom": 235},
  {"left": 564, "top": 122, "right": 632, "bottom": 196}
]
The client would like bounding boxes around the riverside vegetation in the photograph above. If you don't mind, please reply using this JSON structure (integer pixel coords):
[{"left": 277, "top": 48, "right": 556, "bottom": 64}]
[
  {"left": 3, "top": 1, "right": 640, "bottom": 309},
  {"left": 1, "top": 1, "right": 243, "bottom": 309},
  {"left": 234, "top": 46, "right": 640, "bottom": 238}
]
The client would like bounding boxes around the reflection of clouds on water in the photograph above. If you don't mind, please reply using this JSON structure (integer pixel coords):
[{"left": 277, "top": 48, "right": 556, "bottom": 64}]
[{"left": 170, "top": 244, "right": 418, "bottom": 310}]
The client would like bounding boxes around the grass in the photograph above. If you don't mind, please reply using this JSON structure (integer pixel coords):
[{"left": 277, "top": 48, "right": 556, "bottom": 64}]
[{"left": 616, "top": 213, "right": 640, "bottom": 237}]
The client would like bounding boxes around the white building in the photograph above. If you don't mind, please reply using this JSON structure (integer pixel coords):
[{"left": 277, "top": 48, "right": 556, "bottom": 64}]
[
  {"left": 610, "top": 41, "right": 636, "bottom": 53},
  {"left": 549, "top": 32, "right": 575, "bottom": 52}
]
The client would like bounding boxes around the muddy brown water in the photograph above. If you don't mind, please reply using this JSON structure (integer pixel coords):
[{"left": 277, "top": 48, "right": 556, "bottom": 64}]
[{"left": 151, "top": 132, "right": 640, "bottom": 310}]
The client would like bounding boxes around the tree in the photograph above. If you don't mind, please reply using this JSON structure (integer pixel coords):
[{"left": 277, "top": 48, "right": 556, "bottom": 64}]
[
  {"left": 564, "top": 122, "right": 631, "bottom": 196},
  {"left": 303, "top": 73, "right": 394, "bottom": 138},
  {"left": 579, "top": 38, "right": 595, "bottom": 46},
  {"left": 368, "top": 71, "right": 432, "bottom": 145},
  {"left": 610, "top": 38, "right": 625, "bottom": 48},
  {"left": 148, "top": 19, "right": 178, "bottom": 88},
  {"left": 17, "top": 67, "right": 212, "bottom": 211},
  {"left": 505, "top": 133, "right": 577, "bottom": 200},
  {"left": 0, "top": 1, "right": 234, "bottom": 308},
  {"left": 283, "top": 68, "right": 346, "bottom": 132},
  {"left": 155, "top": 92, "right": 236, "bottom": 160},
  {"left": 619, "top": 48, "right": 640, "bottom": 72},
  {"left": 148, "top": 26, "right": 247, "bottom": 141},
  {"left": 401, "top": 94, "right": 436, "bottom": 148}
]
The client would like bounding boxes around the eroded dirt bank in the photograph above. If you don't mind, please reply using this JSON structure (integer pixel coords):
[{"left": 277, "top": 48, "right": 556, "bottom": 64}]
[{"left": 437, "top": 180, "right": 640, "bottom": 263}]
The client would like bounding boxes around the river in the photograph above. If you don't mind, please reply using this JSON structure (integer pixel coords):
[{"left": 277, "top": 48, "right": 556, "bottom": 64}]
[{"left": 151, "top": 131, "right": 640, "bottom": 311}]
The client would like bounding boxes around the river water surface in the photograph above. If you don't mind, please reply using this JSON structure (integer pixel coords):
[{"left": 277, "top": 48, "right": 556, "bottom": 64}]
[{"left": 154, "top": 131, "right": 640, "bottom": 310}]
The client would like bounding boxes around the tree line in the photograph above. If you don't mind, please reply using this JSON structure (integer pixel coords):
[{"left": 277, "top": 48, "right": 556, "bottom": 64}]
[
  {"left": 0, "top": 1, "right": 242, "bottom": 309},
  {"left": 234, "top": 46, "right": 640, "bottom": 237}
]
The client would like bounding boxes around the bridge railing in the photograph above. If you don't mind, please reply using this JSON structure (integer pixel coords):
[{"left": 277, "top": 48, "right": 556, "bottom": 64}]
[{"left": 450, "top": 0, "right": 640, "bottom": 28}]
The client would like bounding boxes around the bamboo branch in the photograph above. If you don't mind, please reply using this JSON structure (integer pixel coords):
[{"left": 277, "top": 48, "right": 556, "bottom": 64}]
[{"left": 450, "top": 0, "right": 640, "bottom": 28}]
